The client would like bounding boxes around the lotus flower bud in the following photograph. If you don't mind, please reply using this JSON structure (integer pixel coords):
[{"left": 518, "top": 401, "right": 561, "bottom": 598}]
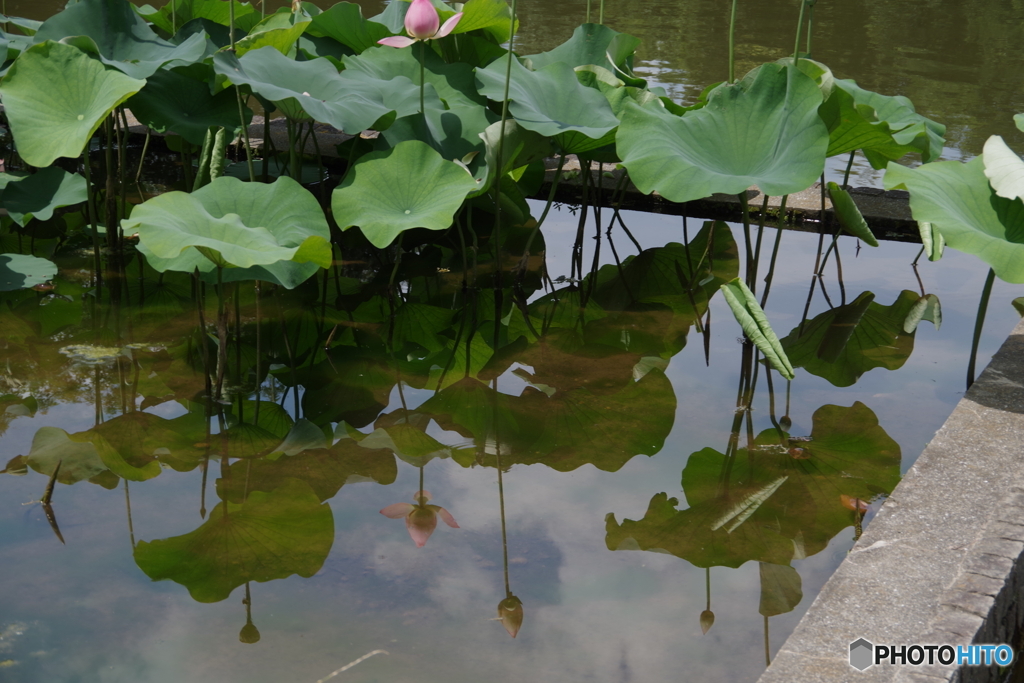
[
  {"left": 404, "top": 0, "right": 440, "bottom": 40},
  {"left": 497, "top": 595, "right": 524, "bottom": 638},
  {"left": 700, "top": 609, "right": 715, "bottom": 635}
]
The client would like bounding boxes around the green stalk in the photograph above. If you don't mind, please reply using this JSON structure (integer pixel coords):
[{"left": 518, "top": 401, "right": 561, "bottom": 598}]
[
  {"left": 419, "top": 41, "right": 426, "bottom": 115},
  {"left": 492, "top": 0, "right": 519, "bottom": 286},
  {"left": 586, "top": 0, "right": 591, "bottom": 23},
  {"left": 599, "top": 0, "right": 604, "bottom": 24},
  {"left": 728, "top": 0, "right": 738, "bottom": 83},
  {"left": 793, "top": 0, "right": 807, "bottom": 65},
  {"left": 236, "top": 92, "right": 256, "bottom": 182},
  {"left": 805, "top": 1, "right": 815, "bottom": 56},
  {"left": 967, "top": 268, "right": 996, "bottom": 390},
  {"left": 82, "top": 153, "right": 104, "bottom": 293}
]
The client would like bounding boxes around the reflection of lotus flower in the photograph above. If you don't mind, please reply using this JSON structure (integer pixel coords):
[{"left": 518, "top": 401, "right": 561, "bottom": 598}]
[
  {"left": 378, "top": 0, "right": 462, "bottom": 47},
  {"left": 700, "top": 609, "right": 715, "bottom": 635},
  {"left": 381, "top": 490, "right": 459, "bottom": 547},
  {"left": 497, "top": 595, "right": 524, "bottom": 638}
]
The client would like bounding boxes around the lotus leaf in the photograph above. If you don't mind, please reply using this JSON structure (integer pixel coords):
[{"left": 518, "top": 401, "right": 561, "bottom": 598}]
[
  {"left": 0, "top": 254, "right": 57, "bottom": 291},
  {"left": 780, "top": 290, "right": 919, "bottom": 387},
  {"left": 721, "top": 278, "right": 794, "bottom": 379},
  {"left": 343, "top": 43, "right": 486, "bottom": 110},
  {"left": 818, "top": 85, "right": 920, "bottom": 164},
  {"left": 147, "top": 0, "right": 257, "bottom": 36},
  {"left": 982, "top": 135, "right": 1024, "bottom": 202},
  {"left": 214, "top": 47, "right": 393, "bottom": 134},
  {"left": 476, "top": 56, "right": 619, "bottom": 142},
  {"left": 134, "top": 478, "right": 334, "bottom": 602},
  {"left": 1, "top": 167, "right": 87, "bottom": 227},
  {"left": 382, "top": 104, "right": 496, "bottom": 187},
  {"left": 616, "top": 63, "right": 828, "bottom": 203},
  {"left": 826, "top": 182, "right": 878, "bottom": 246},
  {"left": 126, "top": 66, "right": 250, "bottom": 146},
  {"left": 308, "top": 2, "right": 392, "bottom": 53},
  {"left": 127, "top": 176, "right": 331, "bottom": 289},
  {"left": 833, "top": 78, "right": 945, "bottom": 165},
  {"left": 449, "top": 0, "right": 518, "bottom": 43},
  {"left": 526, "top": 21, "right": 640, "bottom": 74},
  {"left": 0, "top": 40, "right": 145, "bottom": 167},
  {"left": 885, "top": 158, "right": 1024, "bottom": 283},
  {"left": 27, "top": 425, "right": 161, "bottom": 484},
  {"left": 34, "top": 0, "right": 207, "bottom": 79},
  {"left": 332, "top": 140, "right": 478, "bottom": 248}
]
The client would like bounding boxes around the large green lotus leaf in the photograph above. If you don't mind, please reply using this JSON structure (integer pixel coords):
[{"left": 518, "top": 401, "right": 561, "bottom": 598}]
[
  {"left": 0, "top": 41, "right": 145, "bottom": 167},
  {"left": 617, "top": 63, "right": 827, "bottom": 202},
  {"left": 525, "top": 23, "right": 639, "bottom": 74},
  {"left": 134, "top": 478, "right": 334, "bottom": 602},
  {"left": 760, "top": 563, "right": 802, "bottom": 616},
  {"left": 885, "top": 158, "right": 1024, "bottom": 283},
  {"left": 982, "top": 135, "right": 1024, "bottom": 203},
  {"left": 214, "top": 47, "right": 393, "bottom": 134},
  {"left": 818, "top": 85, "right": 920, "bottom": 165},
  {"left": 449, "top": 0, "right": 518, "bottom": 43},
  {"left": 309, "top": 2, "right": 393, "bottom": 54},
  {"left": 343, "top": 44, "right": 486, "bottom": 110},
  {"left": 833, "top": 78, "right": 945, "bottom": 164},
  {"left": 128, "top": 176, "right": 331, "bottom": 287},
  {"left": 2, "top": 167, "right": 87, "bottom": 227},
  {"left": 780, "top": 290, "right": 918, "bottom": 387},
  {"left": 0, "top": 254, "right": 56, "bottom": 291},
  {"left": 216, "top": 439, "right": 397, "bottom": 504},
  {"left": 34, "top": 0, "right": 207, "bottom": 79},
  {"left": 332, "top": 140, "right": 478, "bottom": 248},
  {"left": 232, "top": 13, "right": 310, "bottom": 57},
  {"left": 382, "top": 104, "right": 496, "bottom": 187},
  {"left": 476, "top": 56, "right": 619, "bottom": 142},
  {"left": 148, "top": 0, "right": 256, "bottom": 36},
  {"left": 126, "top": 67, "right": 250, "bottom": 146}
]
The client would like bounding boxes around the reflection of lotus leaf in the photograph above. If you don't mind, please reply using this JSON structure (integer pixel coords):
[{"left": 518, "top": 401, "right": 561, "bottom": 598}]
[
  {"left": 606, "top": 402, "right": 900, "bottom": 567},
  {"left": 134, "top": 479, "right": 334, "bottom": 603},
  {"left": 780, "top": 291, "right": 918, "bottom": 387},
  {"left": 217, "top": 439, "right": 398, "bottom": 504}
]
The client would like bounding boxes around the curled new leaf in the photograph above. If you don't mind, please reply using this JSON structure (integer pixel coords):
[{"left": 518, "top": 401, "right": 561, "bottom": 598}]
[
  {"left": 826, "top": 182, "right": 878, "bottom": 247},
  {"left": 720, "top": 278, "right": 794, "bottom": 379}
]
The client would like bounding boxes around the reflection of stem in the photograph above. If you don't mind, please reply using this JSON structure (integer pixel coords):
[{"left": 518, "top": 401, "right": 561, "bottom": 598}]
[
  {"left": 124, "top": 479, "right": 136, "bottom": 549},
  {"left": 705, "top": 567, "right": 711, "bottom": 611},
  {"left": 764, "top": 614, "right": 771, "bottom": 666},
  {"left": 759, "top": 195, "right": 787, "bottom": 308},
  {"left": 255, "top": 281, "right": 262, "bottom": 423},
  {"left": 493, "top": 379, "right": 511, "bottom": 596},
  {"left": 967, "top": 268, "right": 996, "bottom": 390}
]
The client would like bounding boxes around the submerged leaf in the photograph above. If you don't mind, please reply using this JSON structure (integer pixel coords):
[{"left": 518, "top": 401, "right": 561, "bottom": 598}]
[{"left": 759, "top": 563, "right": 802, "bottom": 617}]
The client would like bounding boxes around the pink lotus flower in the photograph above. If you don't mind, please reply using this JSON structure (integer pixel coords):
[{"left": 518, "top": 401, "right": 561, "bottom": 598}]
[
  {"left": 381, "top": 490, "right": 459, "bottom": 547},
  {"left": 377, "top": 0, "right": 462, "bottom": 48}
]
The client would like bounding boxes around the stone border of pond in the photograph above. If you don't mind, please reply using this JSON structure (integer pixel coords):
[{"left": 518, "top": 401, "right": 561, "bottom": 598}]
[{"left": 756, "top": 317, "right": 1024, "bottom": 683}]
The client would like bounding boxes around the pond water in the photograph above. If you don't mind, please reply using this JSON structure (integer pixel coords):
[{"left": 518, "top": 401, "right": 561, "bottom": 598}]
[{"left": 2, "top": 1, "right": 1024, "bottom": 682}]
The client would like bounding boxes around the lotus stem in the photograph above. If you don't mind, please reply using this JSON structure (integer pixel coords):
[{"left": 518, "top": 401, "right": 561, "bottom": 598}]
[
  {"left": 842, "top": 150, "right": 855, "bottom": 188},
  {"left": 81, "top": 151, "right": 104, "bottom": 293},
  {"left": 728, "top": 0, "right": 738, "bottom": 83},
  {"left": 492, "top": 0, "right": 519, "bottom": 287},
  {"left": 967, "top": 268, "right": 995, "bottom": 390},
  {"left": 805, "top": 1, "right": 814, "bottom": 56},
  {"left": 793, "top": 0, "right": 808, "bottom": 65},
  {"left": 586, "top": 0, "right": 591, "bottom": 23},
  {"left": 229, "top": 0, "right": 236, "bottom": 51},
  {"left": 236, "top": 92, "right": 256, "bottom": 182},
  {"left": 599, "top": 0, "right": 604, "bottom": 24},
  {"left": 419, "top": 42, "right": 426, "bottom": 116}
]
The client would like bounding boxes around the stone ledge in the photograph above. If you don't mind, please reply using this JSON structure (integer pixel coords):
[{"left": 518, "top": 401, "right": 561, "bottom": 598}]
[{"left": 758, "top": 318, "right": 1024, "bottom": 683}]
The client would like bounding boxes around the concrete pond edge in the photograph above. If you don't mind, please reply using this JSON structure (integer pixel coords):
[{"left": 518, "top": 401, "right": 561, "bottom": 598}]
[{"left": 757, "top": 318, "right": 1024, "bottom": 683}]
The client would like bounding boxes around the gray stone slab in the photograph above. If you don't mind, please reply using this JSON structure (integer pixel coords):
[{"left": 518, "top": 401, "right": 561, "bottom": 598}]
[{"left": 757, "top": 320, "right": 1024, "bottom": 683}]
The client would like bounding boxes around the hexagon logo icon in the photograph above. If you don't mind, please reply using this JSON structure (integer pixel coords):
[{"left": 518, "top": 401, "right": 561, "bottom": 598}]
[{"left": 850, "top": 638, "right": 874, "bottom": 671}]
